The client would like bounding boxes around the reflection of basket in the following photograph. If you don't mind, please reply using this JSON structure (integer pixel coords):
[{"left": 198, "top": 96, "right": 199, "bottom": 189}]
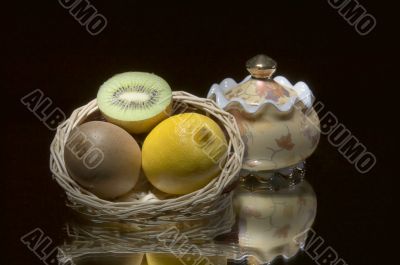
[
  {"left": 58, "top": 209, "right": 231, "bottom": 263},
  {"left": 58, "top": 220, "right": 229, "bottom": 265},
  {"left": 50, "top": 91, "right": 244, "bottom": 239}
]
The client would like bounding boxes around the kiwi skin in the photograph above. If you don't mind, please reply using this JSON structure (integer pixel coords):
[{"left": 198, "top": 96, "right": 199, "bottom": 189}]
[
  {"left": 102, "top": 103, "right": 172, "bottom": 134},
  {"left": 64, "top": 121, "right": 141, "bottom": 200}
]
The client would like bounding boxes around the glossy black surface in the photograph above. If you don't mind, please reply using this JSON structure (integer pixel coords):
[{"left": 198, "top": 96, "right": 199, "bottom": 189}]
[{"left": 4, "top": 1, "right": 392, "bottom": 264}]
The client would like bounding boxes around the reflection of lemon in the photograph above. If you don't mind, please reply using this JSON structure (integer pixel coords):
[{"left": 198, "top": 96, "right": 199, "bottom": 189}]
[
  {"left": 142, "top": 113, "right": 227, "bottom": 195},
  {"left": 74, "top": 253, "right": 144, "bottom": 265},
  {"left": 145, "top": 253, "right": 227, "bottom": 265}
]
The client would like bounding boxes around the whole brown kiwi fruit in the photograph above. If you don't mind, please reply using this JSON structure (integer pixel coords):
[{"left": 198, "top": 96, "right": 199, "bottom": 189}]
[{"left": 64, "top": 121, "right": 141, "bottom": 199}]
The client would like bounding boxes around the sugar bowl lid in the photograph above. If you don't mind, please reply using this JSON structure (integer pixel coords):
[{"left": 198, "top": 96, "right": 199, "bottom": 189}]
[{"left": 208, "top": 54, "right": 314, "bottom": 113}]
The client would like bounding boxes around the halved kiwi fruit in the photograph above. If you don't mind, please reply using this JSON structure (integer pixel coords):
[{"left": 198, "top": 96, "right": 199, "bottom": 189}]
[{"left": 97, "top": 72, "right": 172, "bottom": 134}]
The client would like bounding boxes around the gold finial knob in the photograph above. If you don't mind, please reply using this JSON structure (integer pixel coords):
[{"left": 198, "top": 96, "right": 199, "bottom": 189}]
[{"left": 246, "top": 54, "right": 277, "bottom": 79}]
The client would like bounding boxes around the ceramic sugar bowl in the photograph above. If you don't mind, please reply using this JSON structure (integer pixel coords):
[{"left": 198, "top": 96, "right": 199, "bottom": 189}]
[{"left": 207, "top": 55, "right": 320, "bottom": 172}]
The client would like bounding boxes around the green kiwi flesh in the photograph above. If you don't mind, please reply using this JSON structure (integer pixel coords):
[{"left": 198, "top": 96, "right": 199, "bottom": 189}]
[{"left": 97, "top": 72, "right": 172, "bottom": 134}]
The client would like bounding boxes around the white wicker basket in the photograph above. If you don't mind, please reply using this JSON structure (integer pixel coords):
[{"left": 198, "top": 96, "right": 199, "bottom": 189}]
[{"left": 50, "top": 91, "right": 244, "bottom": 239}]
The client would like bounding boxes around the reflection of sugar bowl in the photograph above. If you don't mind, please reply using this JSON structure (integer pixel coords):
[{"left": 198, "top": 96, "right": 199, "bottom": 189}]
[
  {"left": 207, "top": 55, "right": 320, "bottom": 171},
  {"left": 234, "top": 181, "right": 317, "bottom": 262}
]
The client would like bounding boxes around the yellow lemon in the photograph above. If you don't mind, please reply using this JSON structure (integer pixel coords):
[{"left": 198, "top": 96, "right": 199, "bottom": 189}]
[{"left": 142, "top": 113, "right": 228, "bottom": 195}]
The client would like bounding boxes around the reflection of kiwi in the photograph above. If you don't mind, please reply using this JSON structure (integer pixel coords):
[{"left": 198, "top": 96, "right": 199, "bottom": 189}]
[{"left": 97, "top": 72, "right": 172, "bottom": 134}]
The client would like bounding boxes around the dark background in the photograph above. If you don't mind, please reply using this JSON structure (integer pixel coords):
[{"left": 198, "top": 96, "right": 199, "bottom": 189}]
[{"left": 3, "top": 1, "right": 393, "bottom": 264}]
